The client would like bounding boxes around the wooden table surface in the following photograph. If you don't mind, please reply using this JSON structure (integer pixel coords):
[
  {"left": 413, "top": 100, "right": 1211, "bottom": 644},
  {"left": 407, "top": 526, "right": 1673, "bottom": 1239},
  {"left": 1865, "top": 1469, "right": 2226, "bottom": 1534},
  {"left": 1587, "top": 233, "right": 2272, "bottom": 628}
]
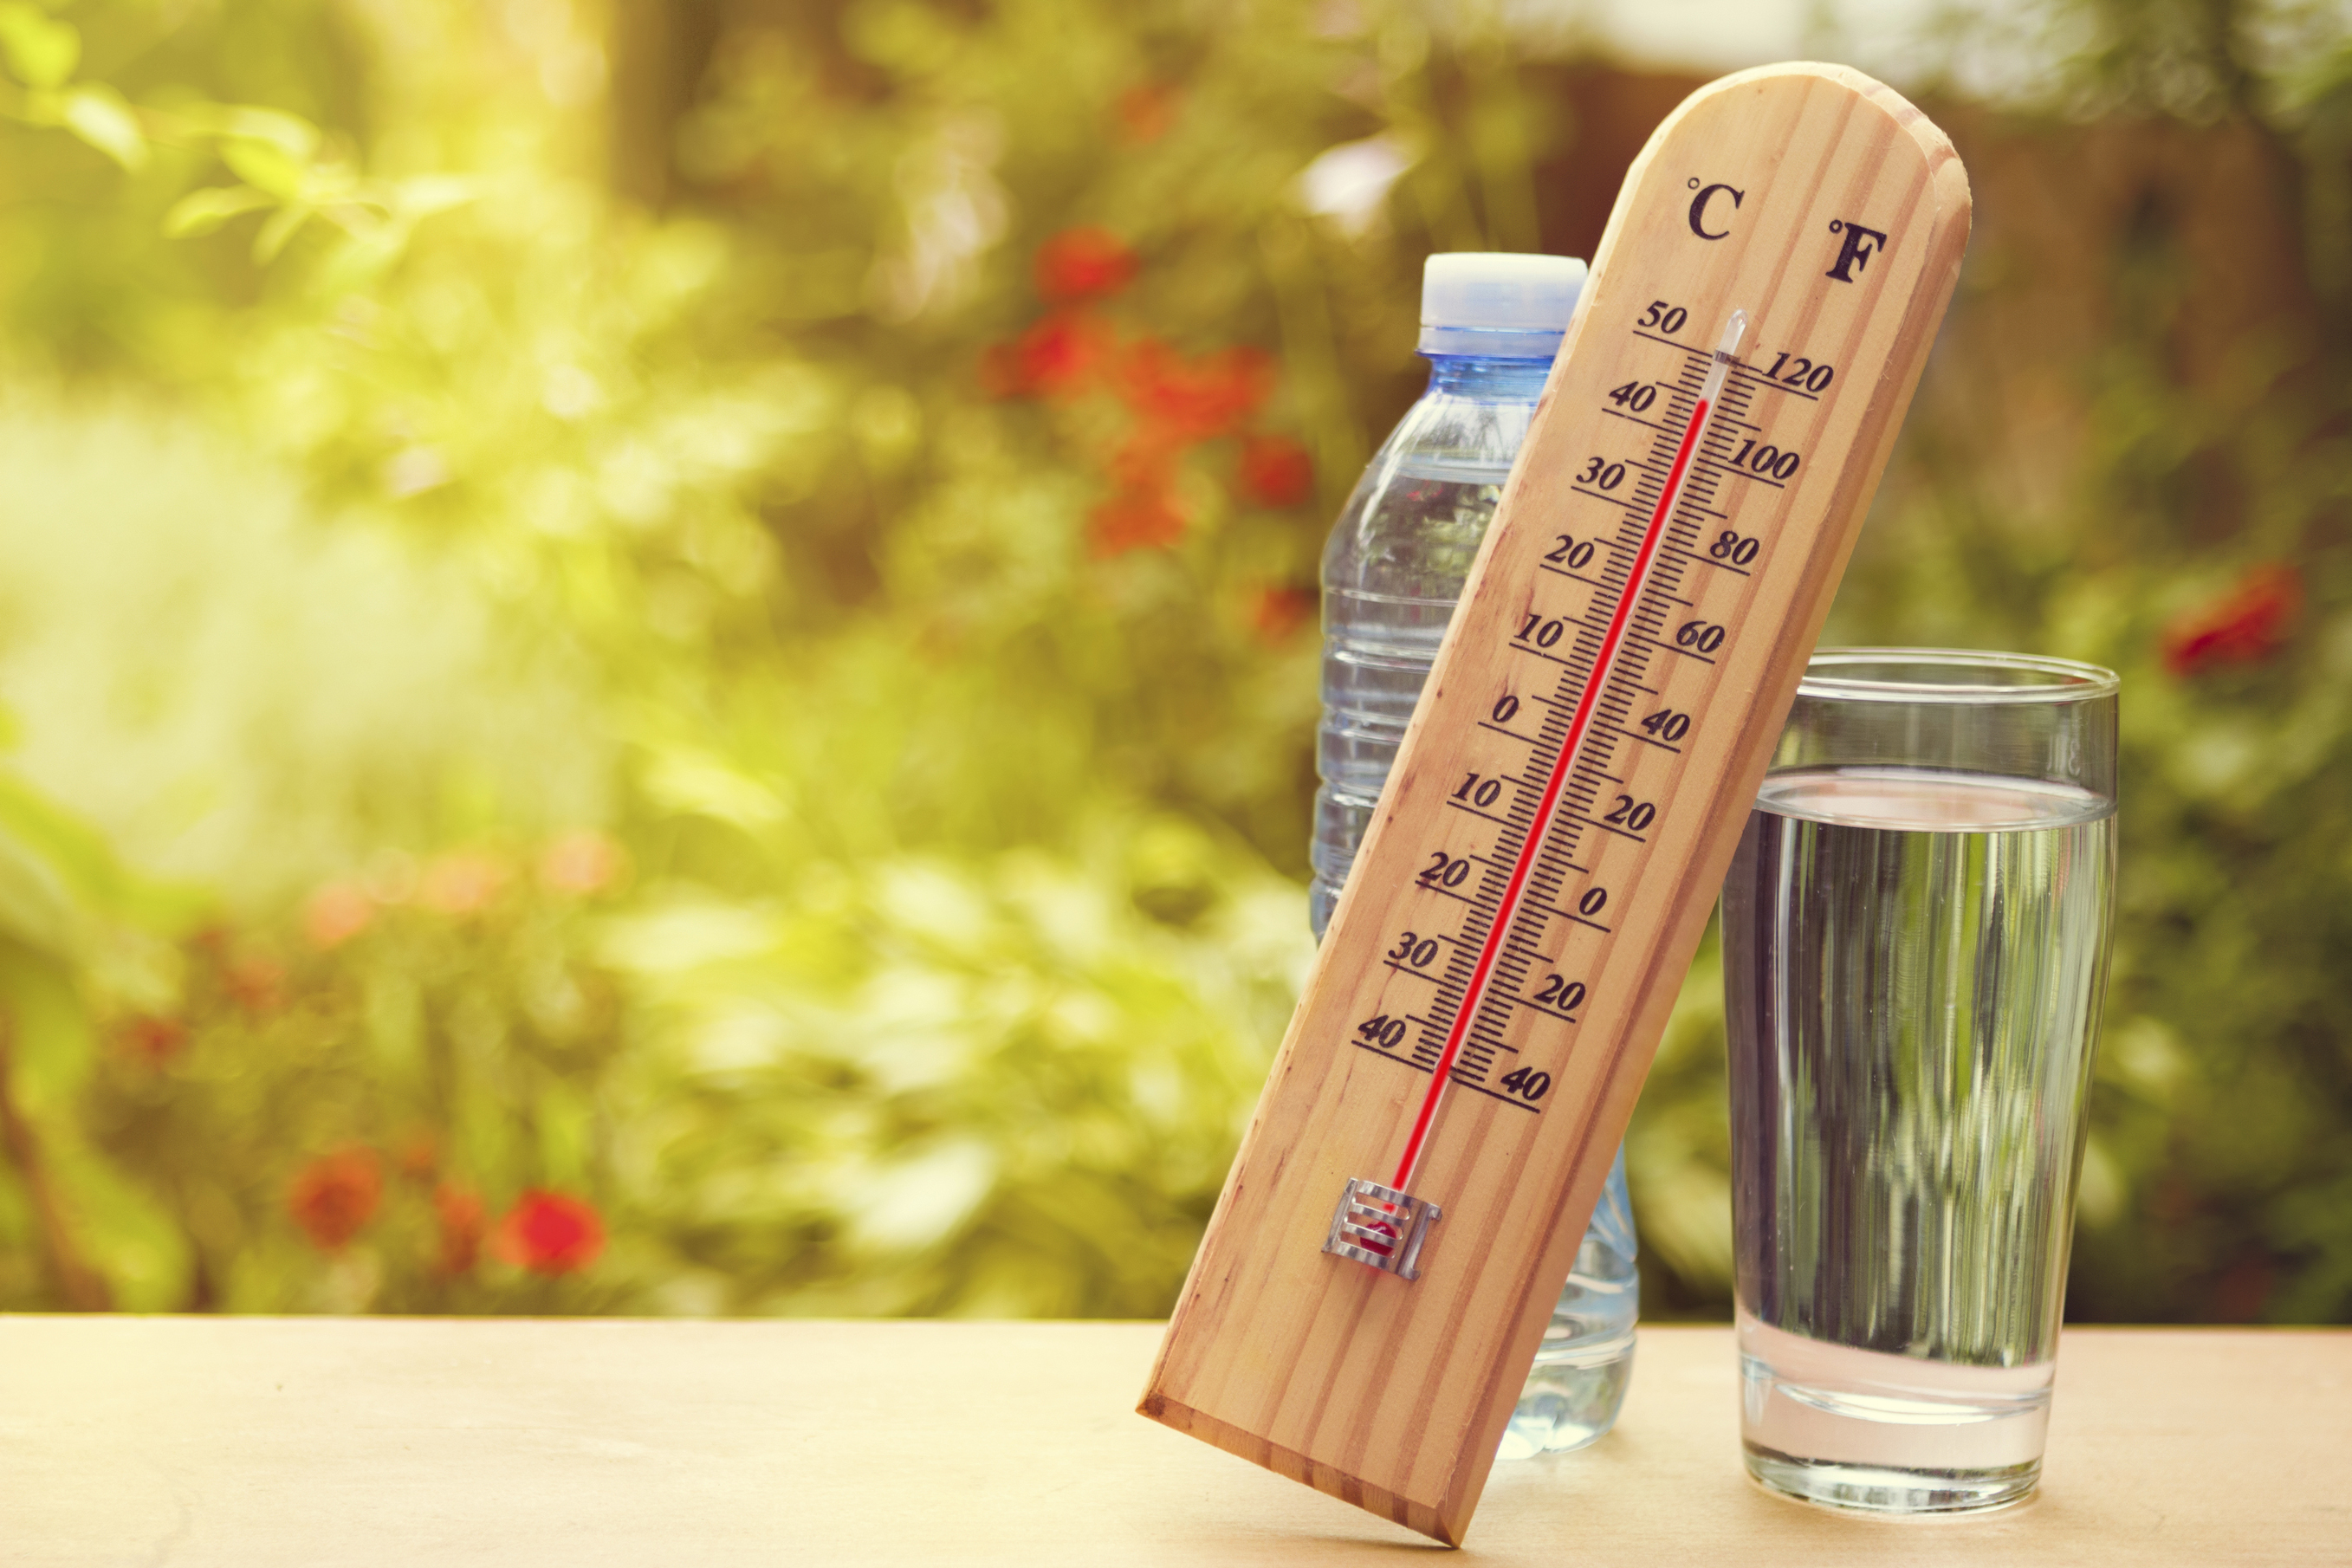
[{"left": 2, "top": 1318, "right": 2345, "bottom": 1565}]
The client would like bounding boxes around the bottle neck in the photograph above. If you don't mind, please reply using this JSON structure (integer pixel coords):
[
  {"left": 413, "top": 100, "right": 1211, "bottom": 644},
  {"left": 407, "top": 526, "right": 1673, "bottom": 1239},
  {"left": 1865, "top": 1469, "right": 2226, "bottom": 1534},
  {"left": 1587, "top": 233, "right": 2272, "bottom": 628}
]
[{"left": 1422, "top": 353, "right": 1555, "bottom": 400}]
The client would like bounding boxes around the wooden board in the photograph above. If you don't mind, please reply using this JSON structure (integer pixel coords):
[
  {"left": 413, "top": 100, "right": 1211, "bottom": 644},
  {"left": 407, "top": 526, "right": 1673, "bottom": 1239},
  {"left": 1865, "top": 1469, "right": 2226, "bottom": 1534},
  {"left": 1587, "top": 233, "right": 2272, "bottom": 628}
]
[
  {"left": 1140, "top": 62, "right": 1972, "bottom": 1545},
  {"left": 6, "top": 1319, "right": 2349, "bottom": 1565}
]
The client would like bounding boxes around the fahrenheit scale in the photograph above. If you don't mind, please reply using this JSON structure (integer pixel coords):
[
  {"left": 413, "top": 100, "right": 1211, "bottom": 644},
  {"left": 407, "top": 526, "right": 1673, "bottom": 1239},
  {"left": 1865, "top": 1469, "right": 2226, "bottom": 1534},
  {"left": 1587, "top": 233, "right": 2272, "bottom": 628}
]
[{"left": 1142, "top": 63, "right": 1970, "bottom": 1546}]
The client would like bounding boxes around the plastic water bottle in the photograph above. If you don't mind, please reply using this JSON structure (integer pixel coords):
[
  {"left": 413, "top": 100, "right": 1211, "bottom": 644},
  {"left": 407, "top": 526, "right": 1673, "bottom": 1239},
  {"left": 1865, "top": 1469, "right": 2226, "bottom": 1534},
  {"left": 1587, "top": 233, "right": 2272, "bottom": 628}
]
[{"left": 1310, "top": 253, "right": 1638, "bottom": 1455}]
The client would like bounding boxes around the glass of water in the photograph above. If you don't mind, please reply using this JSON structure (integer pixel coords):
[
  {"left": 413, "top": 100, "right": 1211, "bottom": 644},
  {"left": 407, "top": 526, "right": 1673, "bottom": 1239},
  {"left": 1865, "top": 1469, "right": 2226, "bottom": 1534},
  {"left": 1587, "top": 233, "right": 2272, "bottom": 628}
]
[{"left": 1723, "top": 649, "right": 2118, "bottom": 1514}]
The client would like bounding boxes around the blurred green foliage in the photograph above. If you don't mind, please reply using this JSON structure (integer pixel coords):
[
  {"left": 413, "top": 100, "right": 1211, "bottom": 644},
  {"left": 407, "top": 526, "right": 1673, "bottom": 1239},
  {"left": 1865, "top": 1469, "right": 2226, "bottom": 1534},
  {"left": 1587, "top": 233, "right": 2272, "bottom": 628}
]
[{"left": 0, "top": 0, "right": 2343, "bottom": 1325}]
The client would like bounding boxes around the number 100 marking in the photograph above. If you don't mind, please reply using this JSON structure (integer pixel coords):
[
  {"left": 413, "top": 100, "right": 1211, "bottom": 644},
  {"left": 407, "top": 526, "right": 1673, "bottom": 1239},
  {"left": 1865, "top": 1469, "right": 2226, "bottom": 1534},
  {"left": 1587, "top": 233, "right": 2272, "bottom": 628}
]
[{"left": 1727, "top": 438, "right": 1801, "bottom": 480}]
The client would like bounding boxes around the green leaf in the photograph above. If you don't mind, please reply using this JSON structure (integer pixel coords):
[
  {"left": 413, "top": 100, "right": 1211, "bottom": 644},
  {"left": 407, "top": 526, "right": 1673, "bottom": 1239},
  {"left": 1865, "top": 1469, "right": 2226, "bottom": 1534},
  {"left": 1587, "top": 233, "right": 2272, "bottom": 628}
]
[
  {"left": 61, "top": 86, "right": 146, "bottom": 171},
  {"left": 0, "top": 777, "right": 132, "bottom": 939},
  {"left": 55, "top": 1146, "right": 191, "bottom": 1313},
  {"left": 251, "top": 201, "right": 309, "bottom": 262},
  {"left": 0, "top": 4, "right": 77, "bottom": 90},
  {"left": 392, "top": 174, "right": 480, "bottom": 219},
  {"left": 221, "top": 137, "right": 308, "bottom": 201},
  {"left": 213, "top": 105, "right": 319, "bottom": 161},
  {"left": 161, "top": 185, "right": 275, "bottom": 238},
  {"left": 0, "top": 773, "right": 198, "bottom": 946},
  {"left": 0, "top": 827, "right": 75, "bottom": 956},
  {"left": 638, "top": 747, "right": 787, "bottom": 833},
  {"left": 308, "top": 224, "right": 407, "bottom": 295}
]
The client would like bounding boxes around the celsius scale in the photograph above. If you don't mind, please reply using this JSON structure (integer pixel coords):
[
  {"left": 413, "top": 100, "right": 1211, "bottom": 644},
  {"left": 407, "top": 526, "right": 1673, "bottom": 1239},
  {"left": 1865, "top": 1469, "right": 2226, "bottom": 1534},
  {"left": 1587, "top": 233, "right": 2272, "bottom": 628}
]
[{"left": 1140, "top": 62, "right": 1972, "bottom": 1544}]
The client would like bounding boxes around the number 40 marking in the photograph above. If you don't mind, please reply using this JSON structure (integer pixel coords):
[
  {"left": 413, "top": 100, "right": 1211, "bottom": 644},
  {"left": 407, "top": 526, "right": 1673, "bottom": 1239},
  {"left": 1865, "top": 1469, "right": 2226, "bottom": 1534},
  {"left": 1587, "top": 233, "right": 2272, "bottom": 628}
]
[{"left": 1498, "top": 1066, "right": 1551, "bottom": 1101}]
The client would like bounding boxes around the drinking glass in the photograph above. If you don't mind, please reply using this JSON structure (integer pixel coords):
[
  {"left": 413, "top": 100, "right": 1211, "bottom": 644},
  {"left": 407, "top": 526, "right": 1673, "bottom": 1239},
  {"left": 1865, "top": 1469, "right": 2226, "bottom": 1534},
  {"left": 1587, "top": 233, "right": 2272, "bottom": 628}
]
[{"left": 1722, "top": 649, "right": 2119, "bottom": 1513}]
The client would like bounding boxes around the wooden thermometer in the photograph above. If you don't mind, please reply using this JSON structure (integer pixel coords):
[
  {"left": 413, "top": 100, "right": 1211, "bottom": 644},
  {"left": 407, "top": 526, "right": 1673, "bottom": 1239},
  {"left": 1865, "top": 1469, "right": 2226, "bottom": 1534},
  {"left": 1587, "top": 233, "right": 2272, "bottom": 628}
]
[{"left": 1139, "top": 63, "right": 1970, "bottom": 1545}]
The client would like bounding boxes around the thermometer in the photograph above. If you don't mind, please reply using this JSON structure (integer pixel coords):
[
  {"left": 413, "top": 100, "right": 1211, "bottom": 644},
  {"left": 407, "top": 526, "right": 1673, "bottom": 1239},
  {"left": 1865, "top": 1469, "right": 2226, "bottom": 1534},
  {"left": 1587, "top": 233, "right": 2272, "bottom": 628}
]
[{"left": 1142, "top": 62, "right": 1970, "bottom": 1545}]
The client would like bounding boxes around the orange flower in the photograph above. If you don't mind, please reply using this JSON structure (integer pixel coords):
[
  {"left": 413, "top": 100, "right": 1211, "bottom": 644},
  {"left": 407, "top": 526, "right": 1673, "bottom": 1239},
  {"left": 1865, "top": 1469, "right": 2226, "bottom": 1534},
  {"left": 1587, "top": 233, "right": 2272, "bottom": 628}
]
[
  {"left": 1089, "top": 488, "right": 1188, "bottom": 556},
  {"left": 303, "top": 883, "right": 373, "bottom": 949},
  {"left": 1249, "top": 586, "right": 1318, "bottom": 645},
  {"left": 2161, "top": 564, "right": 2302, "bottom": 677},
  {"left": 118, "top": 1014, "right": 189, "bottom": 1066},
  {"left": 288, "top": 1149, "right": 382, "bottom": 1252},
  {"left": 494, "top": 1189, "right": 606, "bottom": 1275},
  {"left": 417, "top": 852, "right": 508, "bottom": 917},
  {"left": 540, "top": 830, "right": 625, "bottom": 897},
  {"left": 1236, "top": 436, "right": 1313, "bottom": 509},
  {"left": 1033, "top": 226, "right": 1138, "bottom": 303},
  {"left": 1105, "top": 426, "right": 1184, "bottom": 494},
  {"left": 434, "top": 1182, "right": 487, "bottom": 1276},
  {"left": 1115, "top": 83, "right": 1178, "bottom": 145}
]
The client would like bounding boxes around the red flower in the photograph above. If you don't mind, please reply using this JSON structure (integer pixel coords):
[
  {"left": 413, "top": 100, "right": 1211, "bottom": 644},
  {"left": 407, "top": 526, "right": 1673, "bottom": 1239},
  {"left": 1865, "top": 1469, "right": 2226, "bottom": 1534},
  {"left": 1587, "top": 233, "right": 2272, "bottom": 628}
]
[
  {"left": 1115, "top": 83, "right": 1178, "bottom": 145},
  {"left": 1249, "top": 586, "right": 1318, "bottom": 645},
  {"left": 303, "top": 882, "right": 373, "bottom": 949},
  {"left": 1116, "top": 341, "right": 1273, "bottom": 442},
  {"left": 1033, "top": 226, "right": 1138, "bottom": 304},
  {"left": 981, "top": 312, "right": 1108, "bottom": 400},
  {"left": 2162, "top": 564, "right": 2302, "bottom": 677},
  {"left": 288, "top": 1149, "right": 382, "bottom": 1252},
  {"left": 1236, "top": 436, "right": 1313, "bottom": 509},
  {"left": 1088, "top": 488, "right": 1188, "bottom": 556},
  {"left": 494, "top": 1189, "right": 606, "bottom": 1275},
  {"left": 540, "top": 830, "right": 625, "bottom": 897},
  {"left": 434, "top": 1183, "right": 487, "bottom": 1276}
]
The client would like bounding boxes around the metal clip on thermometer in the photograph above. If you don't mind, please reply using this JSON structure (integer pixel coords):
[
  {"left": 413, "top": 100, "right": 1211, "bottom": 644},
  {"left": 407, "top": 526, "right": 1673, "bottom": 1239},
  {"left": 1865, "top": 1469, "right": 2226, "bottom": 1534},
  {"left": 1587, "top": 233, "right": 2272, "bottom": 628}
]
[
  {"left": 1142, "top": 62, "right": 1972, "bottom": 1547},
  {"left": 1324, "top": 310, "right": 1750, "bottom": 1283}
]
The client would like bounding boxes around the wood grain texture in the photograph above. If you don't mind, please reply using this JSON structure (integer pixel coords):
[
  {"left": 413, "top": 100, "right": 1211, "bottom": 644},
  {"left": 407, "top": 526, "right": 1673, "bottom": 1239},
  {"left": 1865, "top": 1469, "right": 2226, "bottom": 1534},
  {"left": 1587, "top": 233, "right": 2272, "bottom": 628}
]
[
  {"left": 1, "top": 1319, "right": 2344, "bottom": 1565},
  {"left": 1142, "top": 62, "right": 1972, "bottom": 1544}
]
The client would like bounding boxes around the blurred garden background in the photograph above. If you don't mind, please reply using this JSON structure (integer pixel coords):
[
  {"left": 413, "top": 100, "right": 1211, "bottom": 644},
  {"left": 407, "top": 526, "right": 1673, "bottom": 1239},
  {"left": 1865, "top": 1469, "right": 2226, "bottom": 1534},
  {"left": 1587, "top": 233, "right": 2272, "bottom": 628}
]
[{"left": 0, "top": 0, "right": 2345, "bottom": 1325}]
